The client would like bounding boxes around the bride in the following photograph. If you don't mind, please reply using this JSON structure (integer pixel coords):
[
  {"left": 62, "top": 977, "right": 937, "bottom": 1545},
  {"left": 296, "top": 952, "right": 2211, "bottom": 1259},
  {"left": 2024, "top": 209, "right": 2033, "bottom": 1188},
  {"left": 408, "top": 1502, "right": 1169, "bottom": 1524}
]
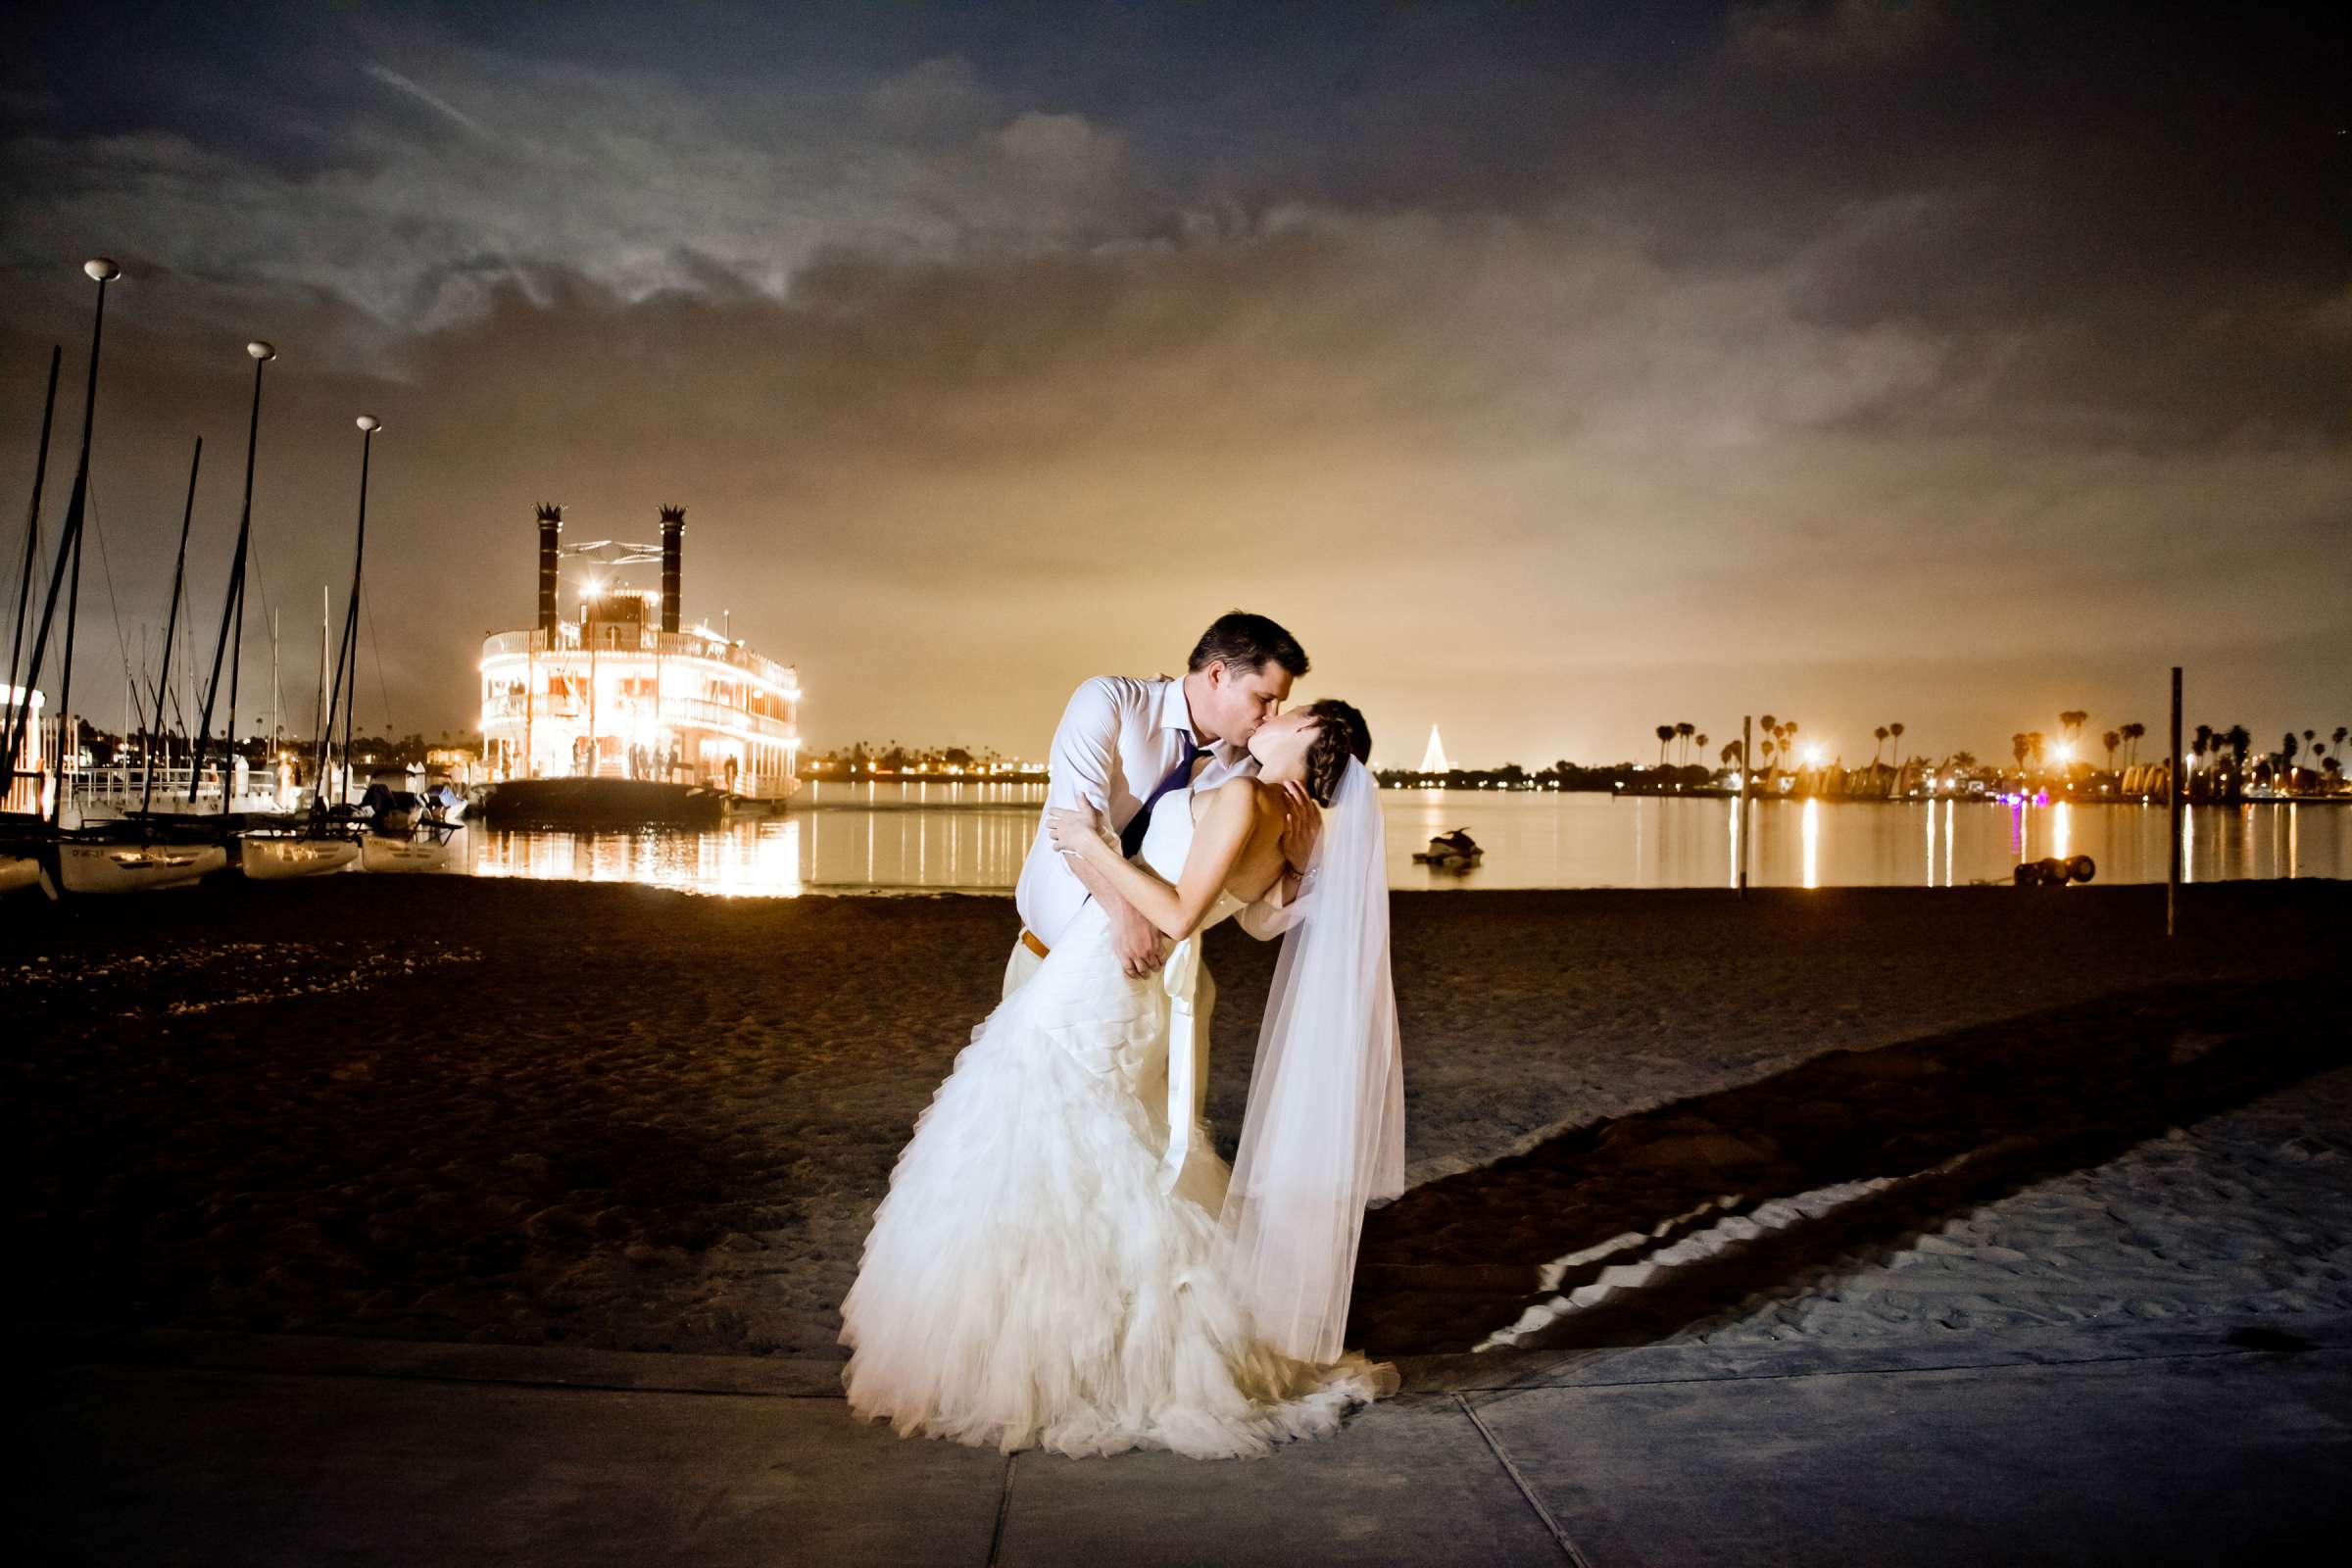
[{"left": 837, "top": 698, "right": 1405, "bottom": 1459}]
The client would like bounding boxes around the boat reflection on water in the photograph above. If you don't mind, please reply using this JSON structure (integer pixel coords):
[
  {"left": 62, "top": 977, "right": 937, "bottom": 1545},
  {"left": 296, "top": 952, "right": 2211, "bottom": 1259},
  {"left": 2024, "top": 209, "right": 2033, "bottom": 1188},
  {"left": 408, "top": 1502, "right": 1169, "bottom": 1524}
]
[
  {"left": 468, "top": 819, "right": 807, "bottom": 898},
  {"left": 462, "top": 779, "right": 1038, "bottom": 897},
  {"left": 449, "top": 786, "right": 2352, "bottom": 901}
]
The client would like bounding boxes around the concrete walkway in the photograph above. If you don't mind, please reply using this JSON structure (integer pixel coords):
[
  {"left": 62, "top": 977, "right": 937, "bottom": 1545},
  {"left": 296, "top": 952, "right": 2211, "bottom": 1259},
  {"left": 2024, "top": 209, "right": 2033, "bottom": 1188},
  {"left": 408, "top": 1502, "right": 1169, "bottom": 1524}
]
[{"left": 14, "top": 1313, "right": 2352, "bottom": 1566}]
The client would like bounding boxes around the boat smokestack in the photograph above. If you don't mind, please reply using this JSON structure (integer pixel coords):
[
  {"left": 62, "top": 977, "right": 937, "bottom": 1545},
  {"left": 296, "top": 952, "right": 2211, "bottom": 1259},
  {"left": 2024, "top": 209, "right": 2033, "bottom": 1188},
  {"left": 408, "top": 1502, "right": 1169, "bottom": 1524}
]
[
  {"left": 659, "top": 505, "right": 684, "bottom": 635},
  {"left": 536, "top": 503, "right": 563, "bottom": 635}
]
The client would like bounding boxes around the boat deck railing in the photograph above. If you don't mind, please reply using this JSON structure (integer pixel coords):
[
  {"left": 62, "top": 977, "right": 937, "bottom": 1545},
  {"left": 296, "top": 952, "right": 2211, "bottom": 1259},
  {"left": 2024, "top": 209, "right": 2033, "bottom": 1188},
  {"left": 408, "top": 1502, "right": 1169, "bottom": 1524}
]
[
  {"left": 62, "top": 761, "right": 293, "bottom": 811},
  {"left": 481, "top": 628, "right": 800, "bottom": 695},
  {"left": 480, "top": 692, "right": 799, "bottom": 746}
]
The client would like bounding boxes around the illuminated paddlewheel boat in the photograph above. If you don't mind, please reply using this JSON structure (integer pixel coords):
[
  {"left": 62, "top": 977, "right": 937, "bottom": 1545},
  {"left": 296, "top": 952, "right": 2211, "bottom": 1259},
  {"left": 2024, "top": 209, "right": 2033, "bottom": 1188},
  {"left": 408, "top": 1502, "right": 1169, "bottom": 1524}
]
[{"left": 476, "top": 505, "right": 801, "bottom": 828}]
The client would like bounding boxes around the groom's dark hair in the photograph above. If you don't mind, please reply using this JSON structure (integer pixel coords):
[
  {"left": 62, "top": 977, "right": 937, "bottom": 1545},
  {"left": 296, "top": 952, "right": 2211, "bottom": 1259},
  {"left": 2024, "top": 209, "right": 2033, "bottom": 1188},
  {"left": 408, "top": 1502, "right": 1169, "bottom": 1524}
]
[{"left": 1187, "top": 612, "right": 1309, "bottom": 678}]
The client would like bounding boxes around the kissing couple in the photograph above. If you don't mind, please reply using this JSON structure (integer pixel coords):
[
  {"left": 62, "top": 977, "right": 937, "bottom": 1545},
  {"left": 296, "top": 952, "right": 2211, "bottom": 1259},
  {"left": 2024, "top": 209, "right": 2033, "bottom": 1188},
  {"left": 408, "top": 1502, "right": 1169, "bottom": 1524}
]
[{"left": 838, "top": 612, "right": 1406, "bottom": 1459}]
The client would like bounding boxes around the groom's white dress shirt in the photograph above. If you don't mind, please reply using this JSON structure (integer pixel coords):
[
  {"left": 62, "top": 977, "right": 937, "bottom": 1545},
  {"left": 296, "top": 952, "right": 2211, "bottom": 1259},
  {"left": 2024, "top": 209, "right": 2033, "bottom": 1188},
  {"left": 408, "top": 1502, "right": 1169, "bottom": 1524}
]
[{"left": 1015, "top": 674, "right": 1256, "bottom": 950}]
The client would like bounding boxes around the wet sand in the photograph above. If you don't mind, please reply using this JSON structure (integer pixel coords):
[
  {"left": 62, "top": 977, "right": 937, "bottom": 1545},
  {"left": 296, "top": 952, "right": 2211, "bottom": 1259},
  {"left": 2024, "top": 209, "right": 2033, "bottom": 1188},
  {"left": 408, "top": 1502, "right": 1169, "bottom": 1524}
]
[{"left": 5, "top": 878, "right": 2346, "bottom": 1368}]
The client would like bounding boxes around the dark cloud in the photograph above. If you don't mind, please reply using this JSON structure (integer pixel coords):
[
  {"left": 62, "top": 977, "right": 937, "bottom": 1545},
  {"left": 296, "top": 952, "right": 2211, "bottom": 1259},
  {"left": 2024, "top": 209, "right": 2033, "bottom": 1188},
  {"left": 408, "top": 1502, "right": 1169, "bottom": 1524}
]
[{"left": 1, "top": 0, "right": 2345, "bottom": 763}]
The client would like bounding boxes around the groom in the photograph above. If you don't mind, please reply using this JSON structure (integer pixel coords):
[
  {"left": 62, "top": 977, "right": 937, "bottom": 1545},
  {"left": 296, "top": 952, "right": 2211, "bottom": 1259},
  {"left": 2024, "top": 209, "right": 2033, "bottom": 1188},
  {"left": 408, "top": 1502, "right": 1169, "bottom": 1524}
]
[{"left": 1007, "top": 611, "right": 1315, "bottom": 996}]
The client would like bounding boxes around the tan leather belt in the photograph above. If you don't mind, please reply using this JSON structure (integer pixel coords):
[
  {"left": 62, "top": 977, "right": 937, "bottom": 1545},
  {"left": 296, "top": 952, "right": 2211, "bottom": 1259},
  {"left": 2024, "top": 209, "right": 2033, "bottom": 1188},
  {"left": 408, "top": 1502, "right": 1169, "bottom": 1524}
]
[{"left": 1019, "top": 928, "right": 1051, "bottom": 960}]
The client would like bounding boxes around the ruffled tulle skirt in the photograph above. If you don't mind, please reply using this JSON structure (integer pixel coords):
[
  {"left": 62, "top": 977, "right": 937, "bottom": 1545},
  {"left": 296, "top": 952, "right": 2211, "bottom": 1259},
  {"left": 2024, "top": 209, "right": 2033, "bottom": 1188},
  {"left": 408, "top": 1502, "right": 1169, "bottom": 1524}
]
[{"left": 837, "top": 909, "right": 1397, "bottom": 1459}]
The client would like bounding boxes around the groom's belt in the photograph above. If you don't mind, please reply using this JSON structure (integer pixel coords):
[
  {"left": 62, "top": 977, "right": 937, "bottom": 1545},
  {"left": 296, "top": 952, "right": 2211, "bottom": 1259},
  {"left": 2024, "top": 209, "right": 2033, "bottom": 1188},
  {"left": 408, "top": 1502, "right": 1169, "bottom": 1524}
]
[{"left": 1020, "top": 928, "right": 1052, "bottom": 959}]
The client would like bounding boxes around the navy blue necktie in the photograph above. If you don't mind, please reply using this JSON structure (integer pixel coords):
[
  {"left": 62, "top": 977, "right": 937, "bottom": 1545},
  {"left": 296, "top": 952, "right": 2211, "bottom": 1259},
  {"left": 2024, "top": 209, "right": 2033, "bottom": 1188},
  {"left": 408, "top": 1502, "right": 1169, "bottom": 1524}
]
[{"left": 1121, "top": 736, "right": 1203, "bottom": 859}]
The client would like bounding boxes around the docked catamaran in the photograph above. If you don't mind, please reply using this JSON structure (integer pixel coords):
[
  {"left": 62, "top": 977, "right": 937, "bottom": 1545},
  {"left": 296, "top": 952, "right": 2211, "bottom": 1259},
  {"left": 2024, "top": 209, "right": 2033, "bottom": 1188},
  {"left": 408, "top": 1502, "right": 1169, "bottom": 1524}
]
[{"left": 476, "top": 505, "right": 801, "bottom": 827}]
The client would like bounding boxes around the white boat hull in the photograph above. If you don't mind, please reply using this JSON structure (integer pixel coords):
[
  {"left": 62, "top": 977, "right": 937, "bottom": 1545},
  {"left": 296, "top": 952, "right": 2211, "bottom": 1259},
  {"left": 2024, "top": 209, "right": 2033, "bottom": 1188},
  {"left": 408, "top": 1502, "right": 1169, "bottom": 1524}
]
[
  {"left": 359, "top": 835, "right": 452, "bottom": 873},
  {"left": 58, "top": 841, "right": 227, "bottom": 894},
  {"left": 241, "top": 836, "right": 361, "bottom": 880}
]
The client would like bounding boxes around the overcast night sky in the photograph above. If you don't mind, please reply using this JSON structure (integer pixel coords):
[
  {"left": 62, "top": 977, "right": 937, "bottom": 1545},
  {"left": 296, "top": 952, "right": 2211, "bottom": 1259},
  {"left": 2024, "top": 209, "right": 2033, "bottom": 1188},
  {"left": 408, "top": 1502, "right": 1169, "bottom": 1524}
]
[{"left": 3, "top": 1, "right": 2346, "bottom": 767}]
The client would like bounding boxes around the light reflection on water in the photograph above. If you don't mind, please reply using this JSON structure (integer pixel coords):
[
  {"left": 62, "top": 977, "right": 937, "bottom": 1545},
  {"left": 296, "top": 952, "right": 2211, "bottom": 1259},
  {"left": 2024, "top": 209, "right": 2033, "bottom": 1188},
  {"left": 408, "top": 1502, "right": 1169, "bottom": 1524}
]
[{"left": 452, "top": 784, "right": 2352, "bottom": 899}]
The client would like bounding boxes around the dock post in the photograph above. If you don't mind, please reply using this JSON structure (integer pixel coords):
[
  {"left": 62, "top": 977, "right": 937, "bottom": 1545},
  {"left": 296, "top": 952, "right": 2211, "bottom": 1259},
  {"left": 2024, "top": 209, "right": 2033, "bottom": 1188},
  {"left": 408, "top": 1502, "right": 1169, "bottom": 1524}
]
[{"left": 2167, "top": 666, "right": 2182, "bottom": 937}]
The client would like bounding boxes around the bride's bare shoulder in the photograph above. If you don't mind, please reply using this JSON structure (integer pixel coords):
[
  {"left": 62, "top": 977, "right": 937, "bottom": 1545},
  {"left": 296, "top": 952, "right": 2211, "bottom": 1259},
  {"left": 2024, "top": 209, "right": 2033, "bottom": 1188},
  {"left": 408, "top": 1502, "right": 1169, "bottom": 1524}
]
[
  {"left": 1219, "top": 776, "right": 1287, "bottom": 829},
  {"left": 1198, "top": 776, "right": 1275, "bottom": 823}
]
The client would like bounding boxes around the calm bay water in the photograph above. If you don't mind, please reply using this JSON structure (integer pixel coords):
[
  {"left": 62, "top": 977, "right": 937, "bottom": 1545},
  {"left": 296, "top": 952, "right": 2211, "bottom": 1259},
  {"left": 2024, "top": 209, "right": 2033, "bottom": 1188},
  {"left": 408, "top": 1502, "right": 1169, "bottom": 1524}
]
[{"left": 456, "top": 782, "right": 2351, "bottom": 898}]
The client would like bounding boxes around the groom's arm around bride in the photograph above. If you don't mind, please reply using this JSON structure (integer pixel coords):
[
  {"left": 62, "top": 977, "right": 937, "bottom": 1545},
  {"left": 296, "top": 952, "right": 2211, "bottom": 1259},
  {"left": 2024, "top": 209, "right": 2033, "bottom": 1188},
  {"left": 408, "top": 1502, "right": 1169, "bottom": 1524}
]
[{"left": 1045, "top": 679, "right": 1170, "bottom": 981}]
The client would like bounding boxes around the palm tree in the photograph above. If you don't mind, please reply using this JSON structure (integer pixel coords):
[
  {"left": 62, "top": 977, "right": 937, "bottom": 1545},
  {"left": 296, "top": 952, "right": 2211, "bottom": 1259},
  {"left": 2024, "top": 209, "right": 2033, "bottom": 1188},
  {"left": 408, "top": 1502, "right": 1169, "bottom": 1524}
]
[
  {"left": 2011, "top": 732, "right": 2030, "bottom": 771},
  {"left": 2225, "top": 724, "right": 2252, "bottom": 802},
  {"left": 2334, "top": 725, "right": 2347, "bottom": 755},
  {"left": 1694, "top": 733, "right": 1708, "bottom": 764},
  {"left": 1675, "top": 720, "right": 1695, "bottom": 765},
  {"left": 2282, "top": 732, "right": 2299, "bottom": 773},
  {"left": 1655, "top": 724, "right": 1674, "bottom": 765},
  {"left": 1872, "top": 725, "right": 1888, "bottom": 765},
  {"left": 1721, "top": 740, "right": 1741, "bottom": 769},
  {"left": 2059, "top": 710, "right": 2088, "bottom": 745},
  {"left": 2027, "top": 731, "right": 2046, "bottom": 773},
  {"left": 2102, "top": 730, "right": 2121, "bottom": 772},
  {"left": 2121, "top": 721, "right": 2145, "bottom": 767},
  {"left": 1888, "top": 721, "right": 1904, "bottom": 766},
  {"left": 1949, "top": 750, "right": 1977, "bottom": 770}
]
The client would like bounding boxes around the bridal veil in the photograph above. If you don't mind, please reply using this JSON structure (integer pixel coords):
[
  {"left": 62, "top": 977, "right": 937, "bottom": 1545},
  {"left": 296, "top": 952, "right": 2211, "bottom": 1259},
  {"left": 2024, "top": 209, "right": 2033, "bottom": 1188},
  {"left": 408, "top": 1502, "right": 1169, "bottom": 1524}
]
[{"left": 1214, "top": 756, "right": 1405, "bottom": 1365}]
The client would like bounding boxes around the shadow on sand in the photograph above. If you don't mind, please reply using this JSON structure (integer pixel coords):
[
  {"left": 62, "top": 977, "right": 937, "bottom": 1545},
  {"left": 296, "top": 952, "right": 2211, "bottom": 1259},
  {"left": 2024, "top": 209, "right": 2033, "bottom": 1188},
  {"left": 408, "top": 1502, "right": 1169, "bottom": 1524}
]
[{"left": 1352, "top": 974, "right": 2342, "bottom": 1358}]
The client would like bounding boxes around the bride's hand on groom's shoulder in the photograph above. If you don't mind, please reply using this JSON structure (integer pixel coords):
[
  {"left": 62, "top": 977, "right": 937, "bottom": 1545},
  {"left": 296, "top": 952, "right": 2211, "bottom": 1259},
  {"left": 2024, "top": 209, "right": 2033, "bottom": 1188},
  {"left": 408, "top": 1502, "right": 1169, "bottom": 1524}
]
[{"left": 1046, "top": 807, "right": 1103, "bottom": 860}]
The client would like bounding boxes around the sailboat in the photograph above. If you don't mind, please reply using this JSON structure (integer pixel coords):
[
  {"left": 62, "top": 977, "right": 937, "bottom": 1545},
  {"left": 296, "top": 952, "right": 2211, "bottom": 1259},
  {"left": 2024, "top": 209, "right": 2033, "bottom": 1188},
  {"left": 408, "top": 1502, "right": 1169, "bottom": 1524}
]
[
  {"left": 3, "top": 259, "right": 230, "bottom": 896},
  {"left": 55, "top": 837, "right": 224, "bottom": 893},
  {"left": 358, "top": 829, "right": 452, "bottom": 872},
  {"left": 241, "top": 832, "right": 358, "bottom": 878},
  {"left": 307, "top": 414, "right": 450, "bottom": 874},
  {"left": 2, "top": 348, "right": 60, "bottom": 899},
  {"left": 243, "top": 414, "right": 386, "bottom": 879},
  {"left": 57, "top": 434, "right": 233, "bottom": 892}
]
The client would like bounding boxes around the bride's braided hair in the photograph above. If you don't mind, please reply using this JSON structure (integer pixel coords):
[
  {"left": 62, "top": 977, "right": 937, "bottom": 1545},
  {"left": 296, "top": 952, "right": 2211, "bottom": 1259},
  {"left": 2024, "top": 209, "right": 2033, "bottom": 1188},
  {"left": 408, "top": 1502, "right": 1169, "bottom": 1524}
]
[{"left": 1299, "top": 699, "right": 1373, "bottom": 806}]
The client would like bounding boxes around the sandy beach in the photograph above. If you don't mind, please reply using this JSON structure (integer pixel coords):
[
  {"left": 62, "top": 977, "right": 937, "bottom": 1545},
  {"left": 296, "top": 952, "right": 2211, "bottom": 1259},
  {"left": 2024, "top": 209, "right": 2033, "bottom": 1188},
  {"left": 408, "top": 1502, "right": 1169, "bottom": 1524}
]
[{"left": 6, "top": 878, "right": 2346, "bottom": 1374}]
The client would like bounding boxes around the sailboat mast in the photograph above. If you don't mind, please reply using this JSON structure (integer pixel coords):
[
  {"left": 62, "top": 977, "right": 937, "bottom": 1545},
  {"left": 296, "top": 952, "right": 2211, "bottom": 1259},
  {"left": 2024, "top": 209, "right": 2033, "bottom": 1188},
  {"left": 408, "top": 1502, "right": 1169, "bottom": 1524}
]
[
  {"left": 141, "top": 437, "right": 202, "bottom": 815},
  {"left": 6, "top": 346, "right": 61, "bottom": 726},
  {"left": 314, "top": 416, "right": 379, "bottom": 821},
  {"left": 220, "top": 342, "right": 272, "bottom": 816},
  {"left": 13, "top": 260, "right": 122, "bottom": 829},
  {"left": 187, "top": 341, "right": 273, "bottom": 808},
  {"left": 314, "top": 584, "right": 327, "bottom": 805},
  {"left": 2, "top": 270, "right": 116, "bottom": 797}
]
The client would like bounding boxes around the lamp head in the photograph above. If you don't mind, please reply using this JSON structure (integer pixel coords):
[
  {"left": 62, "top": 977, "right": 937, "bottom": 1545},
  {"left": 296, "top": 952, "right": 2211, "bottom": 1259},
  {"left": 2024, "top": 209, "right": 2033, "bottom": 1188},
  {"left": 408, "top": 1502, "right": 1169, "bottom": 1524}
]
[
  {"left": 83, "top": 258, "right": 121, "bottom": 282},
  {"left": 247, "top": 340, "right": 276, "bottom": 362},
  {"left": 355, "top": 416, "right": 381, "bottom": 433}
]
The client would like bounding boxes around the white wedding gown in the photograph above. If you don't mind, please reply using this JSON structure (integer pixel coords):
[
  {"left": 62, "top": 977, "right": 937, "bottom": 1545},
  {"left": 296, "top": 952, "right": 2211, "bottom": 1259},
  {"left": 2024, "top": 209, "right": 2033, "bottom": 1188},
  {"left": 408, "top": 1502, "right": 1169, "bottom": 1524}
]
[{"left": 837, "top": 785, "right": 1399, "bottom": 1458}]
